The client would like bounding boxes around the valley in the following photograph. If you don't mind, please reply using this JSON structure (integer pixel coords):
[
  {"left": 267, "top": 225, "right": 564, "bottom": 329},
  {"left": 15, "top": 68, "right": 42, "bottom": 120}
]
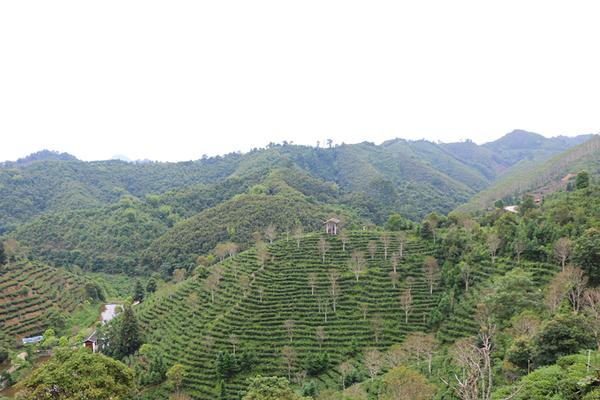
[{"left": 1, "top": 131, "right": 600, "bottom": 399}]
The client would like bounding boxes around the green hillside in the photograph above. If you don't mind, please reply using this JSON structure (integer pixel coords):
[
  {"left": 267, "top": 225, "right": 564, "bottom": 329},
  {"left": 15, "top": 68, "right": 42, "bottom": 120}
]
[
  {"left": 1, "top": 131, "right": 589, "bottom": 235},
  {"left": 0, "top": 260, "right": 102, "bottom": 340},
  {"left": 141, "top": 178, "right": 363, "bottom": 272},
  {"left": 136, "top": 231, "right": 439, "bottom": 398},
  {"left": 13, "top": 196, "right": 172, "bottom": 274},
  {"left": 460, "top": 135, "right": 600, "bottom": 212},
  {"left": 135, "top": 224, "right": 560, "bottom": 399}
]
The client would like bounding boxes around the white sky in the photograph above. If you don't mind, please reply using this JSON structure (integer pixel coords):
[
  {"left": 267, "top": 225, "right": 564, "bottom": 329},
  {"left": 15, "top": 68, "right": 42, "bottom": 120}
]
[{"left": 1, "top": 1, "right": 599, "bottom": 162}]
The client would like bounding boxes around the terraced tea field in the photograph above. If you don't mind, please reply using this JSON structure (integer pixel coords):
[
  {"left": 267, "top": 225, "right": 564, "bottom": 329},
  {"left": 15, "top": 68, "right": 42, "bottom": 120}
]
[
  {"left": 137, "top": 231, "right": 443, "bottom": 398},
  {"left": 0, "top": 260, "right": 90, "bottom": 340}
]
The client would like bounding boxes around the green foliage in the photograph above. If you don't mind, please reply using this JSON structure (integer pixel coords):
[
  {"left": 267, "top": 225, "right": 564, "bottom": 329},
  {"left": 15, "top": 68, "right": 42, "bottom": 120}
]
[
  {"left": 99, "top": 305, "right": 142, "bottom": 360},
  {"left": 242, "top": 376, "right": 309, "bottom": 400},
  {"left": 574, "top": 228, "right": 600, "bottom": 284},
  {"left": 305, "top": 352, "right": 330, "bottom": 376},
  {"left": 135, "top": 344, "right": 167, "bottom": 386},
  {"left": 146, "top": 277, "right": 157, "bottom": 293},
  {"left": 166, "top": 363, "right": 187, "bottom": 391},
  {"left": 493, "top": 352, "right": 600, "bottom": 400},
  {"left": 484, "top": 268, "right": 541, "bottom": 325},
  {"left": 142, "top": 186, "right": 360, "bottom": 271},
  {"left": 0, "top": 346, "right": 8, "bottom": 363},
  {"left": 133, "top": 281, "right": 145, "bottom": 303},
  {"left": 384, "top": 213, "right": 409, "bottom": 231},
  {"left": 0, "top": 242, "right": 6, "bottom": 265},
  {"left": 380, "top": 366, "right": 436, "bottom": 400},
  {"left": 576, "top": 170, "right": 590, "bottom": 190},
  {"left": 15, "top": 348, "right": 135, "bottom": 399},
  {"left": 215, "top": 348, "right": 256, "bottom": 380},
  {"left": 532, "top": 313, "right": 595, "bottom": 366}
]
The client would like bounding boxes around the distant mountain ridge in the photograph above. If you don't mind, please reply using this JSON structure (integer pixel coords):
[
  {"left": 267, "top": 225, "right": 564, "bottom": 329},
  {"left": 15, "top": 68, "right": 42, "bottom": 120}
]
[{"left": 1, "top": 130, "right": 595, "bottom": 272}]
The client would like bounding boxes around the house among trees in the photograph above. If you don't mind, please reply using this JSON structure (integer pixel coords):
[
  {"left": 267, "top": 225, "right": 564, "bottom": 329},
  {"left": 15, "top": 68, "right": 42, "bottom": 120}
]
[
  {"left": 324, "top": 218, "right": 341, "bottom": 235},
  {"left": 83, "top": 331, "right": 98, "bottom": 353}
]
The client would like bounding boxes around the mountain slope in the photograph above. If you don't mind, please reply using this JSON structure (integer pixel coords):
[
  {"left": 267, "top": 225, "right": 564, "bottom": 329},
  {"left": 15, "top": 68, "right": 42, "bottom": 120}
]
[
  {"left": 459, "top": 135, "right": 600, "bottom": 212},
  {"left": 0, "top": 260, "right": 102, "bottom": 340},
  {"left": 141, "top": 176, "right": 363, "bottom": 271}
]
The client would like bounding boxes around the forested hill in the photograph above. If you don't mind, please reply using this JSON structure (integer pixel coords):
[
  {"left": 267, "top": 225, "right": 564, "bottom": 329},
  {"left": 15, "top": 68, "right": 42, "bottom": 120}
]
[
  {"left": 459, "top": 135, "right": 600, "bottom": 213},
  {"left": 0, "top": 131, "right": 590, "bottom": 233}
]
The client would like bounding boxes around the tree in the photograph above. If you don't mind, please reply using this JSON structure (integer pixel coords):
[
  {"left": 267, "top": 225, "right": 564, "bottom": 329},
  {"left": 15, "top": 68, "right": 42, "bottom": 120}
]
[
  {"left": 117, "top": 304, "right": 142, "bottom": 358},
  {"left": 133, "top": 280, "right": 145, "bottom": 303},
  {"left": 380, "top": 366, "right": 436, "bottom": 400},
  {"left": 399, "top": 288, "right": 413, "bottom": 323},
  {"left": 372, "top": 315, "right": 383, "bottom": 344},
  {"left": 514, "top": 240, "right": 526, "bottom": 264},
  {"left": 265, "top": 224, "right": 277, "bottom": 244},
  {"left": 256, "top": 242, "right": 269, "bottom": 270},
  {"left": 315, "top": 326, "right": 326, "bottom": 349},
  {"left": 318, "top": 237, "right": 330, "bottom": 263},
  {"left": 339, "top": 231, "right": 349, "bottom": 252},
  {"left": 422, "top": 213, "right": 439, "bottom": 244},
  {"left": 186, "top": 292, "right": 199, "bottom": 314},
  {"left": 224, "top": 242, "right": 239, "bottom": 258},
  {"left": 146, "top": 276, "right": 157, "bottom": 293},
  {"left": 242, "top": 376, "right": 309, "bottom": 400},
  {"left": 460, "top": 262, "right": 472, "bottom": 292},
  {"left": 574, "top": 228, "right": 600, "bottom": 283},
  {"left": 363, "top": 348, "right": 382, "bottom": 381},
  {"left": 368, "top": 241, "right": 377, "bottom": 260},
  {"left": 397, "top": 232, "right": 407, "bottom": 259},
  {"left": 328, "top": 270, "right": 340, "bottom": 313},
  {"left": 533, "top": 313, "right": 594, "bottom": 365},
  {"left": 564, "top": 266, "right": 588, "bottom": 312},
  {"left": 338, "top": 361, "right": 353, "bottom": 390},
  {"left": 293, "top": 225, "right": 303, "bottom": 249},
  {"left": 15, "top": 348, "right": 134, "bottom": 399},
  {"left": 385, "top": 213, "right": 404, "bottom": 231},
  {"left": 486, "top": 232, "right": 501, "bottom": 264},
  {"left": 575, "top": 170, "right": 590, "bottom": 189},
  {"left": 228, "top": 334, "right": 239, "bottom": 356},
  {"left": 389, "top": 271, "right": 399, "bottom": 289},
  {"left": 358, "top": 303, "right": 368, "bottom": 321},
  {"left": 401, "top": 332, "right": 438, "bottom": 374},
  {"left": 386, "top": 254, "right": 398, "bottom": 277},
  {"left": 239, "top": 274, "right": 251, "bottom": 297},
  {"left": 172, "top": 268, "right": 186, "bottom": 283},
  {"left": 423, "top": 256, "right": 440, "bottom": 295},
  {"left": 0, "top": 242, "right": 6, "bottom": 265},
  {"left": 584, "top": 287, "right": 600, "bottom": 349},
  {"left": 307, "top": 273, "right": 317, "bottom": 296},
  {"left": 284, "top": 319, "right": 295, "bottom": 342},
  {"left": 554, "top": 237, "right": 572, "bottom": 271},
  {"left": 167, "top": 363, "right": 187, "bottom": 392},
  {"left": 348, "top": 250, "right": 366, "bottom": 282},
  {"left": 447, "top": 305, "right": 496, "bottom": 400},
  {"left": 281, "top": 346, "right": 297, "bottom": 380},
  {"left": 381, "top": 232, "right": 390, "bottom": 260},
  {"left": 205, "top": 267, "right": 222, "bottom": 303},
  {"left": 214, "top": 243, "right": 229, "bottom": 262},
  {"left": 485, "top": 268, "right": 541, "bottom": 324}
]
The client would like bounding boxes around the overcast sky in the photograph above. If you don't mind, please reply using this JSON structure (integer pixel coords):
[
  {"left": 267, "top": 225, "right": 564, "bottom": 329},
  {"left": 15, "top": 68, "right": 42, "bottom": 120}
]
[{"left": 1, "top": 1, "right": 599, "bottom": 162}]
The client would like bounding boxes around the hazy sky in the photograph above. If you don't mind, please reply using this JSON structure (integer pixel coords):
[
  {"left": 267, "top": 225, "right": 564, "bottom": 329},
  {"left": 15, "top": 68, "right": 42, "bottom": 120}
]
[{"left": 1, "top": 1, "right": 599, "bottom": 162}]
